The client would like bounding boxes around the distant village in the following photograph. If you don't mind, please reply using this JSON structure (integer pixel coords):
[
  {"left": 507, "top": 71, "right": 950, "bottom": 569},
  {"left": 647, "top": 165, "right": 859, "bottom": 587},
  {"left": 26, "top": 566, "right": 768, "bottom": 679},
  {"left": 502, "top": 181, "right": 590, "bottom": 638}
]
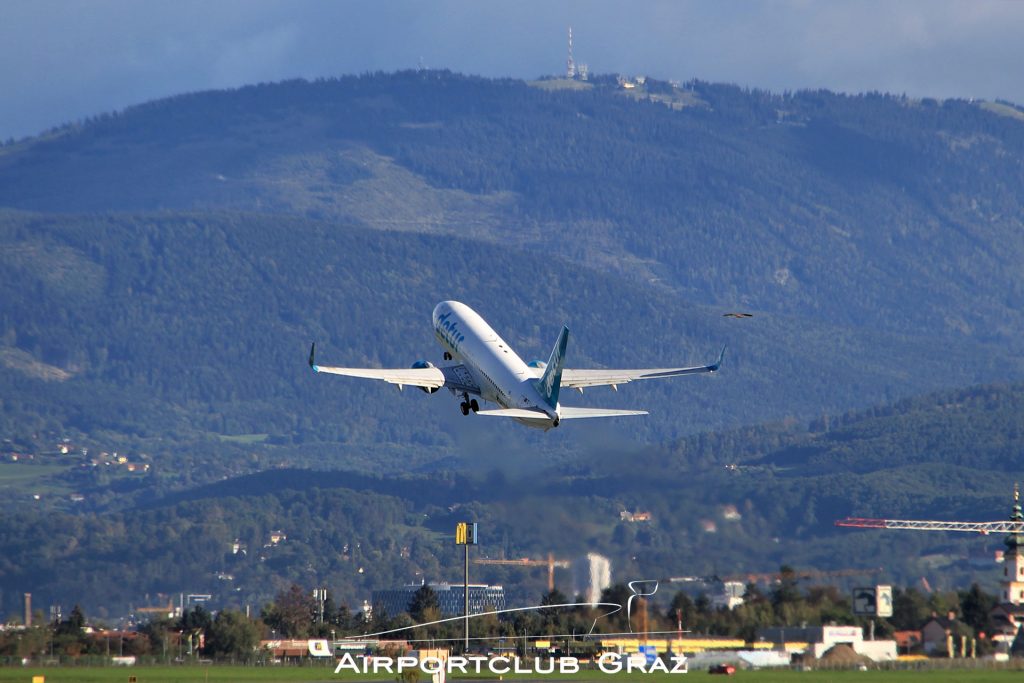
[{"left": 3, "top": 435, "right": 150, "bottom": 505}]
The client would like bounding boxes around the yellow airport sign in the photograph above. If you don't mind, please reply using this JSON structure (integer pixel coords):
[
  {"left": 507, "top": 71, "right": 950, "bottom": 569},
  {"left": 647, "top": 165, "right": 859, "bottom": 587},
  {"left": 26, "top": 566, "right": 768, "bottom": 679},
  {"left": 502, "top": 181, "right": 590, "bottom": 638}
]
[{"left": 455, "top": 522, "right": 478, "bottom": 545}]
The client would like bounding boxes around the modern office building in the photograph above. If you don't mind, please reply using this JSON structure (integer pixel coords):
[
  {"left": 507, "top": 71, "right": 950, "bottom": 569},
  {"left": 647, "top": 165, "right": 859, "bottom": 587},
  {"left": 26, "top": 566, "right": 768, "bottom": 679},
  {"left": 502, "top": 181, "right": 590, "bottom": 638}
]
[{"left": 372, "top": 582, "right": 506, "bottom": 618}]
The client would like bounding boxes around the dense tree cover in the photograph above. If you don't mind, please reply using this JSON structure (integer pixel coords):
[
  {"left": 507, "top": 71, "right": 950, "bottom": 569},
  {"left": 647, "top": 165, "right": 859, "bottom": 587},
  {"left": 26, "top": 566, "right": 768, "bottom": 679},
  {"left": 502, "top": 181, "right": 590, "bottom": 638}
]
[
  {"left": 0, "top": 603, "right": 262, "bottom": 661},
  {"left": 2, "top": 72, "right": 1024, "bottom": 634},
  {"left": 0, "top": 208, "right": 1019, "bottom": 472},
  {"left": 1, "top": 72, "right": 1023, "bottom": 466},
  {"left": 2, "top": 71, "right": 1023, "bottom": 349},
  {"left": 2, "top": 379, "right": 1024, "bottom": 620}
]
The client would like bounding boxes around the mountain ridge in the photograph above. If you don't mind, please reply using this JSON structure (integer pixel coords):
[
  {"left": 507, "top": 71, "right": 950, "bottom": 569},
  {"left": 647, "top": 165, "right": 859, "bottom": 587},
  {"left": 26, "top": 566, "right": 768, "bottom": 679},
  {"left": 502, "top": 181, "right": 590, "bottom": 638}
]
[{"left": 3, "top": 70, "right": 1024, "bottom": 618}]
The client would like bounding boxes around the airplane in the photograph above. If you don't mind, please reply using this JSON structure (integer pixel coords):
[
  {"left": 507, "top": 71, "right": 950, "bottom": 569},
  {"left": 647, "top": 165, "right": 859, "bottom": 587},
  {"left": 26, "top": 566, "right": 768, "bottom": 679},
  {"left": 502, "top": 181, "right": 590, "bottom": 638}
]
[{"left": 309, "top": 300, "right": 724, "bottom": 430}]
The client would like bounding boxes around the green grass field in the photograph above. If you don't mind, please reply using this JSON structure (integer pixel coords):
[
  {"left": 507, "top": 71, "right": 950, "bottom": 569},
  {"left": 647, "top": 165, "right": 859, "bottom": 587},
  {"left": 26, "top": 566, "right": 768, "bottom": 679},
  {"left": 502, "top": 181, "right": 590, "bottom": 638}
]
[
  {"left": 0, "top": 666, "right": 346, "bottom": 683},
  {"left": 2, "top": 666, "right": 1024, "bottom": 683},
  {"left": 212, "top": 433, "right": 269, "bottom": 444},
  {"left": 0, "top": 463, "right": 71, "bottom": 495}
]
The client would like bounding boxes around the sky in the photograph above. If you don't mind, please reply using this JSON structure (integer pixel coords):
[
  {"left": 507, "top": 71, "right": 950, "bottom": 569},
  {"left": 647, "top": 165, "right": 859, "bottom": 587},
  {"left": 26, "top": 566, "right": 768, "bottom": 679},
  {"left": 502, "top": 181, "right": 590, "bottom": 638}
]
[{"left": 3, "top": 0, "right": 1024, "bottom": 140}]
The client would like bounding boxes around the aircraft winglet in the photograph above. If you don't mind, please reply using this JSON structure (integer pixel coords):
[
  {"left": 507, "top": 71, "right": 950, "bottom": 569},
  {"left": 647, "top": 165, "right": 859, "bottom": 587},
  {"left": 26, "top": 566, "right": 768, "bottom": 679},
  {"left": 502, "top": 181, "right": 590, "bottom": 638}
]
[
  {"left": 308, "top": 342, "right": 319, "bottom": 372},
  {"left": 709, "top": 345, "right": 726, "bottom": 372}
]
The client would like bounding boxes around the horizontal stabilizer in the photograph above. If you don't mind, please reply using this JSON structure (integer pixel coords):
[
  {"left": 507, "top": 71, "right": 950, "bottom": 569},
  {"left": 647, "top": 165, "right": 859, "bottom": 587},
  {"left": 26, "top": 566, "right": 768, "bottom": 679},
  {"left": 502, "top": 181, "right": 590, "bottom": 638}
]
[
  {"left": 476, "top": 408, "right": 551, "bottom": 420},
  {"left": 558, "top": 407, "right": 648, "bottom": 419},
  {"left": 477, "top": 407, "right": 647, "bottom": 420}
]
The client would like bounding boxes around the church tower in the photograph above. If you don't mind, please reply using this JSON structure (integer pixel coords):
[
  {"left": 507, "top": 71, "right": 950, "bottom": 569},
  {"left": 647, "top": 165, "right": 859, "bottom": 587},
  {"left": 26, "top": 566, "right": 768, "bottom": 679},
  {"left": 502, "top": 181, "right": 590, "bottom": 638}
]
[{"left": 1003, "top": 484, "right": 1024, "bottom": 605}]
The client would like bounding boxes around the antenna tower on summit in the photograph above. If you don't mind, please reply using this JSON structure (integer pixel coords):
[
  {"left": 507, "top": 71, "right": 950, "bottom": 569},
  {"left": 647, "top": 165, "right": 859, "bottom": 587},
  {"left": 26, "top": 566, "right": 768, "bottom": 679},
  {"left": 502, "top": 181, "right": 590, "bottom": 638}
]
[{"left": 566, "top": 26, "right": 576, "bottom": 79}]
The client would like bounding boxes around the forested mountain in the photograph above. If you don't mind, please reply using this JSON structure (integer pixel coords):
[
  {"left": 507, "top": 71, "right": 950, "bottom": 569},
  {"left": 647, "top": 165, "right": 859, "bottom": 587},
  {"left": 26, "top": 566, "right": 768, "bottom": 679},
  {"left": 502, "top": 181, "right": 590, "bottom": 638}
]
[
  {"left": 1, "top": 209, "right": 1013, "bottom": 461},
  {"left": 3, "top": 71, "right": 1024, "bottom": 344},
  {"left": 2, "top": 70, "right": 1024, "bottom": 621},
  {"left": 2, "top": 381, "right": 1023, "bottom": 619},
  {"left": 3, "top": 72, "right": 1024, "bottom": 454}
]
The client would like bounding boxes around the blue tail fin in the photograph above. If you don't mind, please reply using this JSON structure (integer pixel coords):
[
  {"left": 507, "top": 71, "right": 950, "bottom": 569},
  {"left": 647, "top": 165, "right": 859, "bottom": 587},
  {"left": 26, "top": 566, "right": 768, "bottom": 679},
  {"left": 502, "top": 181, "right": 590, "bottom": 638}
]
[{"left": 537, "top": 325, "right": 569, "bottom": 408}]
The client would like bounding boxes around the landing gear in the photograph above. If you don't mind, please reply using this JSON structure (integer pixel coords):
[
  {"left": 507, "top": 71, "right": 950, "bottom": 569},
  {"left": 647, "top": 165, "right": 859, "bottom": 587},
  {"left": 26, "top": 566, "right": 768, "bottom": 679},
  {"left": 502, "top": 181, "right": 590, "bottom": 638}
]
[
  {"left": 443, "top": 352, "right": 452, "bottom": 361},
  {"left": 459, "top": 394, "right": 480, "bottom": 416}
]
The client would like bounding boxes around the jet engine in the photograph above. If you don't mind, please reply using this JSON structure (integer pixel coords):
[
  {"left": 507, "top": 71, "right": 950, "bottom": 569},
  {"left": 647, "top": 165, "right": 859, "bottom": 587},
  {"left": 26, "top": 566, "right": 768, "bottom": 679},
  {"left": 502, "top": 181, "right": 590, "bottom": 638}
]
[
  {"left": 411, "top": 360, "right": 439, "bottom": 393},
  {"left": 527, "top": 359, "right": 547, "bottom": 369}
]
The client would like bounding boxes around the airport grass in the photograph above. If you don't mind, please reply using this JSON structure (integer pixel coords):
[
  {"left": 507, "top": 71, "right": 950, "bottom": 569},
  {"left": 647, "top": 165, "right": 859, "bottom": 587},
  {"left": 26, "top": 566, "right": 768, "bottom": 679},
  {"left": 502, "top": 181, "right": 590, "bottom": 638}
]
[
  {"left": 0, "top": 666, "right": 352, "bottom": 683},
  {"left": 3, "top": 667, "right": 1024, "bottom": 683}
]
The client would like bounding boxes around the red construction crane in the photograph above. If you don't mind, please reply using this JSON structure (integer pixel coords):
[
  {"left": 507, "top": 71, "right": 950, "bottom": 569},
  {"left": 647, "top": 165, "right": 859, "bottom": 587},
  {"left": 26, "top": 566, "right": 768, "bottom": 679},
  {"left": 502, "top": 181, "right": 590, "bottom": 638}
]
[
  {"left": 836, "top": 518, "right": 1024, "bottom": 535},
  {"left": 473, "top": 553, "right": 570, "bottom": 592},
  {"left": 837, "top": 484, "right": 1024, "bottom": 536},
  {"left": 669, "top": 566, "right": 882, "bottom": 586}
]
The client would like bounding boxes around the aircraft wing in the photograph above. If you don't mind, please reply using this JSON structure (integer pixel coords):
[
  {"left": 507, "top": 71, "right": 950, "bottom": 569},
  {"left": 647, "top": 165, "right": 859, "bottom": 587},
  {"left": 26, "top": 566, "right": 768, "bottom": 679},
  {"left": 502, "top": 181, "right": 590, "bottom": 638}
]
[
  {"left": 559, "top": 346, "right": 725, "bottom": 389},
  {"left": 312, "top": 364, "right": 446, "bottom": 389},
  {"left": 308, "top": 344, "right": 481, "bottom": 394}
]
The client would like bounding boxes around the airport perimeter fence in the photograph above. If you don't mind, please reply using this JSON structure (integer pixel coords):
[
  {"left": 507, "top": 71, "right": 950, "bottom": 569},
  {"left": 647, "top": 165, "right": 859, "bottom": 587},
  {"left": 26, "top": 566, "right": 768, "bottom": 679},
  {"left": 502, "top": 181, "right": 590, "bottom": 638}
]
[
  {"left": 890, "top": 658, "right": 1024, "bottom": 672},
  {"left": 0, "top": 655, "right": 341, "bottom": 668},
  {"left": 800, "top": 657, "right": 1024, "bottom": 673}
]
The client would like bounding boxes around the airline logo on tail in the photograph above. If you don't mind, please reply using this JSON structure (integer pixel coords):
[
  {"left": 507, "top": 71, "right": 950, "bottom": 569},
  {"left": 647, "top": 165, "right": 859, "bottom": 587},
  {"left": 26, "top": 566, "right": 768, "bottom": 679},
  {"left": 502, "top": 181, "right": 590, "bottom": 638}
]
[{"left": 537, "top": 325, "right": 569, "bottom": 408}]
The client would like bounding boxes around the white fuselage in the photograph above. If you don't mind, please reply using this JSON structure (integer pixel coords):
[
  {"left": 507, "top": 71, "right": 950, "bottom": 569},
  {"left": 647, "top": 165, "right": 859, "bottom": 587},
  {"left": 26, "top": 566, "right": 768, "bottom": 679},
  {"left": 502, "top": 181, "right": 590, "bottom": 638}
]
[{"left": 432, "top": 301, "right": 556, "bottom": 421}]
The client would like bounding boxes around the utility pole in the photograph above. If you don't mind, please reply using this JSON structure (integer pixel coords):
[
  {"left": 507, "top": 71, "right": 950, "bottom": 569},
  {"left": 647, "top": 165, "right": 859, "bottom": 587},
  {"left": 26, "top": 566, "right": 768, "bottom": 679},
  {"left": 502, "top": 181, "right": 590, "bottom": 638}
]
[
  {"left": 464, "top": 541, "right": 469, "bottom": 651},
  {"left": 455, "top": 522, "right": 478, "bottom": 653}
]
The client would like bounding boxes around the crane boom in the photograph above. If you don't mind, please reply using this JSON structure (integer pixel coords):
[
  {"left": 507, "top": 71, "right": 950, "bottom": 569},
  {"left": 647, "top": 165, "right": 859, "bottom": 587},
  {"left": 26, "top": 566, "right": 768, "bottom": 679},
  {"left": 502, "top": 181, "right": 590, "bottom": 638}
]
[
  {"left": 472, "top": 554, "right": 570, "bottom": 591},
  {"left": 473, "top": 558, "right": 571, "bottom": 568},
  {"left": 668, "top": 567, "right": 881, "bottom": 585},
  {"left": 836, "top": 517, "right": 1024, "bottom": 534}
]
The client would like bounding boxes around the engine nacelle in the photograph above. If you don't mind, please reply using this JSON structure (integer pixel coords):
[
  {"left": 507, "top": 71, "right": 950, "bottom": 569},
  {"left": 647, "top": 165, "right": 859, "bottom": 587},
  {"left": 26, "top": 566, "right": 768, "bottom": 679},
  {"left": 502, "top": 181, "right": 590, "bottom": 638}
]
[
  {"left": 527, "top": 359, "right": 547, "bottom": 369},
  {"left": 411, "top": 360, "right": 439, "bottom": 394}
]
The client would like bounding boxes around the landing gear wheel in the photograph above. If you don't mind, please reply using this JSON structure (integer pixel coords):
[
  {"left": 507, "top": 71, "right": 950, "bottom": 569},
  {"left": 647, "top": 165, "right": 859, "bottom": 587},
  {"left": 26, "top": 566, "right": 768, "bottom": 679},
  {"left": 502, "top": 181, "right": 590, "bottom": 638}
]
[
  {"left": 470, "top": 399, "right": 479, "bottom": 413},
  {"left": 460, "top": 402, "right": 470, "bottom": 416},
  {"left": 444, "top": 352, "right": 452, "bottom": 361}
]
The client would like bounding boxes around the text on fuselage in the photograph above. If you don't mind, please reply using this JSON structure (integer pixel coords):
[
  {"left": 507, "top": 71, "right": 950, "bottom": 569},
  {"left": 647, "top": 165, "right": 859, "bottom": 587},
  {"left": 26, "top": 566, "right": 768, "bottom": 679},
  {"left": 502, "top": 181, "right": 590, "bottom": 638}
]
[{"left": 436, "top": 311, "right": 466, "bottom": 352}]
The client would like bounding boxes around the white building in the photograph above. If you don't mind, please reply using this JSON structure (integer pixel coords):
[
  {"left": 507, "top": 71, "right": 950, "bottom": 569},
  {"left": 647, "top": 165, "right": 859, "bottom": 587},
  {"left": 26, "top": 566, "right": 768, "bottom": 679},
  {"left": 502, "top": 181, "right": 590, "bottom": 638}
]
[
  {"left": 711, "top": 581, "right": 746, "bottom": 610},
  {"left": 757, "top": 625, "right": 897, "bottom": 663}
]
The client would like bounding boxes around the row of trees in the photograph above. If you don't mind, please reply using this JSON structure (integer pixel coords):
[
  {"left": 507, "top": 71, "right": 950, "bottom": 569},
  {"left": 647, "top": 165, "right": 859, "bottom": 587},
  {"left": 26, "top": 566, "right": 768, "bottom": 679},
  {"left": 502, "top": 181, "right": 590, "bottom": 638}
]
[
  {"left": 0, "top": 604, "right": 261, "bottom": 662},
  {"left": 0, "top": 577, "right": 1014, "bottom": 662},
  {"left": 257, "top": 576, "right": 1012, "bottom": 656}
]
